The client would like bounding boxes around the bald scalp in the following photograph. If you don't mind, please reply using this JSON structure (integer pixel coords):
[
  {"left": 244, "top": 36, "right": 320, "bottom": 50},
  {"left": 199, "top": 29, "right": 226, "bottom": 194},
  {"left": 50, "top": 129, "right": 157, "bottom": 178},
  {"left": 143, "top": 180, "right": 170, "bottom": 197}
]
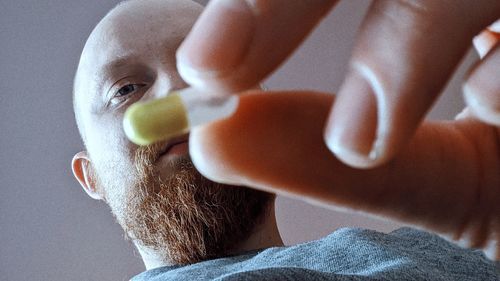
[{"left": 73, "top": 0, "right": 203, "bottom": 145}]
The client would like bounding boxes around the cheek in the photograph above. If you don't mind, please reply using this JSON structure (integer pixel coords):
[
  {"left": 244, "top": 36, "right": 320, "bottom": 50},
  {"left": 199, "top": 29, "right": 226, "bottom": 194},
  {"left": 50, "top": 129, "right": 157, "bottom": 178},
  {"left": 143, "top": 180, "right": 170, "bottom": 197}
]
[{"left": 85, "top": 116, "right": 137, "bottom": 183}]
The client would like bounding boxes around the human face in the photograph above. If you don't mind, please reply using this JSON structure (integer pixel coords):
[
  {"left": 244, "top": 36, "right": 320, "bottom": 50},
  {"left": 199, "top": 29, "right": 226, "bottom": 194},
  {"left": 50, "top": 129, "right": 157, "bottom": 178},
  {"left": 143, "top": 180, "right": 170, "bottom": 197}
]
[{"left": 72, "top": 0, "right": 272, "bottom": 265}]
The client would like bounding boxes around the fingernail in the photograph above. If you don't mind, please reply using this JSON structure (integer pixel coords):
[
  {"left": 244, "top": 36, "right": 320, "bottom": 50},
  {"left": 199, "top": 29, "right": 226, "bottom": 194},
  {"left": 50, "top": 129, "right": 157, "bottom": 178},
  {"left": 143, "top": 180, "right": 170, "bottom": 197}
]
[
  {"left": 463, "top": 51, "right": 500, "bottom": 125},
  {"left": 473, "top": 30, "right": 500, "bottom": 58},
  {"left": 325, "top": 70, "right": 379, "bottom": 166},
  {"left": 489, "top": 19, "right": 500, "bottom": 33},
  {"left": 176, "top": 0, "right": 255, "bottom": 85}
]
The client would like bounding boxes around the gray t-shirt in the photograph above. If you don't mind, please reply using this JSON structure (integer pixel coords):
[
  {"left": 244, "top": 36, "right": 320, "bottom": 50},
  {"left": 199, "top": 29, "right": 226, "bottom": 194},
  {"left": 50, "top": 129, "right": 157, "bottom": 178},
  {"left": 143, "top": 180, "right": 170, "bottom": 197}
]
[{"left": 131, "top": 227, "right": 500, "bottom": 280}]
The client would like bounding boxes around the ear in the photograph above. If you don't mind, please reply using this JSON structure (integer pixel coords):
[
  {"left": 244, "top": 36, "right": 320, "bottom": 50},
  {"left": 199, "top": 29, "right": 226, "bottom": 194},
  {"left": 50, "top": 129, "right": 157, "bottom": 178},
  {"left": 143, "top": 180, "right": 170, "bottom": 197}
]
[{"left": 71, "top": 151, "right": 103, "bottom": 200}]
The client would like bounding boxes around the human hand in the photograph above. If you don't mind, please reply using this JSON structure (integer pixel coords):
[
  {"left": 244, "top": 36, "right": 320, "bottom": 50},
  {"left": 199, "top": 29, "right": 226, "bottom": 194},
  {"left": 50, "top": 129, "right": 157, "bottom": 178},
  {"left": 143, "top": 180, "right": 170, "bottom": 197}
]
[
  {"left": 177, "top": 0, "right": 500, "bottom": 168},
  {"left": 176, "top": 0, "right": 500, "bottom": 259}
]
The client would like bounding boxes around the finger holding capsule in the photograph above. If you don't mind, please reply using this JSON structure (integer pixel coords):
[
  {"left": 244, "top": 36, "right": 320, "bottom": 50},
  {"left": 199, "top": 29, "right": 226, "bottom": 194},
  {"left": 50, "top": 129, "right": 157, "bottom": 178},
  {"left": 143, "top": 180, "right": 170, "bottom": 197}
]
[{"left": 123, "top": 88, "right": 239, "bottom": 146}]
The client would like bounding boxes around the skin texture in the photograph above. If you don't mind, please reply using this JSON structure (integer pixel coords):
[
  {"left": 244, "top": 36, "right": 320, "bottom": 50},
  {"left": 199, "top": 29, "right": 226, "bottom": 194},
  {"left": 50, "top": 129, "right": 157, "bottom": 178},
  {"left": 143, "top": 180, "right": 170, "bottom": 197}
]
[
  {"left": 71, "top": 0, "right": 282, "bottom": 269},
  {"left": 191, "top": 90, "right": 500, "bottom": 260},
  {"left": 71, "top": 0, "right": 500, "bottom": 269},
  {"left": 177, "top": 0, "right": 500, "bottom": 168},
  {"left": 177, "top": 0, "right": 500, "bottom": 259}
]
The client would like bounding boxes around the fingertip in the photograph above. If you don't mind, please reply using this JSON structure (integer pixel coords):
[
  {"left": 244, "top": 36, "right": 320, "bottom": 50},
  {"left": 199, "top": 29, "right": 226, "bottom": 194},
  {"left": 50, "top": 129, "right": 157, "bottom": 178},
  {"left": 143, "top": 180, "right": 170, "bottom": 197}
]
[
  {"left": 472, "top": 19, "right": 500, "bottom": 58},
  {"left": 176, "top": 59, "right": 222, "bottom": 91},
  {"left": 473, "top": 29, "right": 500, "bottom": 59},
  {"left": 323, "top": 137, "right": 377, "bottom": 169},
  {"left": 323, "top": 66, "right": 387, "bottom": 169},
  {"left": 176, "top": 0, "right": 255, "bottom": 90},
  {"left": 188, "top": 125, "right": 243, "bottom": 186},
  {"left": 176, "top": 59, "right": 247, "bottom": 93},
  {"left": 324, "top": 108, "right": 385, "bottom": 170}
]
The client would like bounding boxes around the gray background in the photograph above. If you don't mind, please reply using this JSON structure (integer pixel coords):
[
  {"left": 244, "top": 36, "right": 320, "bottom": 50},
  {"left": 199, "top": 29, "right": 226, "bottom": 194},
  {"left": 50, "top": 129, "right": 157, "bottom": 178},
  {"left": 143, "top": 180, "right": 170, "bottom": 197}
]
[{"left": 0, "top": 0, "right": 475, "bottom": 280}]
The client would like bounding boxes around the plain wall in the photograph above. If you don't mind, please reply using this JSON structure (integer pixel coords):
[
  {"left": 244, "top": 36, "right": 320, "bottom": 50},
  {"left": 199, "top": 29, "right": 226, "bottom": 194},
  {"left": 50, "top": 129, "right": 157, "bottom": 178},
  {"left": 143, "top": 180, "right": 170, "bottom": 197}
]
[{"left": 0, "top": 0, "right": 475, "bottom": 280}]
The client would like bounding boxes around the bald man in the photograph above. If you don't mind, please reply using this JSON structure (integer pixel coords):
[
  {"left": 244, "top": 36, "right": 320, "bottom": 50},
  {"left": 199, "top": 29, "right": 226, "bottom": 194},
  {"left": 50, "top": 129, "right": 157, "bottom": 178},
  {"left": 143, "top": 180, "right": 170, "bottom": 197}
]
[{"left": 71, "top": 0, "right": 499, "bottom": 280}]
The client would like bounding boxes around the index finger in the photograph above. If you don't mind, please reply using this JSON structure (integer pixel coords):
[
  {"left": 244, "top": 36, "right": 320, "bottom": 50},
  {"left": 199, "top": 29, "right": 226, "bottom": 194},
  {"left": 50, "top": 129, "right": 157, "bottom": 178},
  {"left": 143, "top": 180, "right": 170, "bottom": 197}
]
[{"left": 176, "top": 0, "right": 337, "bottom": 93}]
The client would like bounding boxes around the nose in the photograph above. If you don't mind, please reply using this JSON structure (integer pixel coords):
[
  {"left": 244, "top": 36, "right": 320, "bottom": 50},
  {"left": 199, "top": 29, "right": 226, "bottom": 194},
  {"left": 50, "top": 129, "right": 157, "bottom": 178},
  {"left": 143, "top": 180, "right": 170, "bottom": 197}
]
[
  {"left": 146, "top": 70, "right": 189, "bottom": 101},
  {"left": 150, "top": 69, "right": 190, "bottom": 100}
]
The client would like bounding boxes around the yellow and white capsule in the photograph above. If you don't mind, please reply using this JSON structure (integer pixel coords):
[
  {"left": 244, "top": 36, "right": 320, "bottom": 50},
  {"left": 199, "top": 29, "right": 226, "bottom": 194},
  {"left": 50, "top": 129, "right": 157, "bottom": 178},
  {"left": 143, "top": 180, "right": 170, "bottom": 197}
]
[{"left": 123, "top": 88, "right": 238, "bottom": 145}]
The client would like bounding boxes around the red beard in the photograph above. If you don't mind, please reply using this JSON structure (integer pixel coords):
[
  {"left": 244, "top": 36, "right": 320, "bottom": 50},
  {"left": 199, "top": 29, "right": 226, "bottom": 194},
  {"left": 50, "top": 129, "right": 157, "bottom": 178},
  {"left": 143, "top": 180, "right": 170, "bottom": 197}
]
[{"left": 94, "top": 142, "right": 273, "bottom": 265}]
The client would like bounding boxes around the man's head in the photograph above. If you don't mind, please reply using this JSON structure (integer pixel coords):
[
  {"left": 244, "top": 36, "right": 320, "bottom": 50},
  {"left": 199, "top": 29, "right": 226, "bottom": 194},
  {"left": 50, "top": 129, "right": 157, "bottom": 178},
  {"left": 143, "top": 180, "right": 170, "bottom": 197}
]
[{"left": 71, "top": 0, "right": 273, "bottom": 265}]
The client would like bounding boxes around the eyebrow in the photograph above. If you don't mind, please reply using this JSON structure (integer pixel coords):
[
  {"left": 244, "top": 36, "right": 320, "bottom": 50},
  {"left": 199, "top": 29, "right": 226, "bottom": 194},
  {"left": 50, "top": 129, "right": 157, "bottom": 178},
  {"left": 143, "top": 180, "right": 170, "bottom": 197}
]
[
  {"left": 95, "top": 56, "right": 136, "bottom": 89},
  {"left": 96, "top": 56, "right": 131, "bottom": 83}
]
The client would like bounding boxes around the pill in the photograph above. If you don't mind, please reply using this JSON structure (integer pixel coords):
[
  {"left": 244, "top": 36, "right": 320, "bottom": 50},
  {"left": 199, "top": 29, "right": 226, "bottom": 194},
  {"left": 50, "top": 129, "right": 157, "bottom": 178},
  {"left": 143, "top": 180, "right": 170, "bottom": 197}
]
[{"left": 123, "top": 88, "right": 238, "bottom": 145}]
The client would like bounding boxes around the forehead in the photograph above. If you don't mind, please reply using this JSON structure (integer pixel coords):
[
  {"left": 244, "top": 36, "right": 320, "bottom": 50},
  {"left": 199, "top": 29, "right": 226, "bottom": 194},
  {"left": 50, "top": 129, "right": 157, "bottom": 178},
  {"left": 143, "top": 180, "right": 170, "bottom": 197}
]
[
  {"left": 81, "top": 0, "right": 201, "bottom": 77},
  {"left": 74, "top": 0, "right": 202, "bottom": 141}
]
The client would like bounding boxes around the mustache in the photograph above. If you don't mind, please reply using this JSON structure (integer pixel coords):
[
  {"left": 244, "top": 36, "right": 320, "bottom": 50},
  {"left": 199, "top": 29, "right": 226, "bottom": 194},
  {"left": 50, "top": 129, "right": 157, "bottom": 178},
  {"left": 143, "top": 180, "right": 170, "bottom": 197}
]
[
  {"left": 134, "top": 139, "right": 170, "bottom": 165},
  {"left": 132, "top": 138, "right": 192, "bottom": 193},
  {"left": 132, "top": 140, "right": 169, "bottom": 189},
  {"left": 134, "top": 134, "right": 190, "bottom": 166}
]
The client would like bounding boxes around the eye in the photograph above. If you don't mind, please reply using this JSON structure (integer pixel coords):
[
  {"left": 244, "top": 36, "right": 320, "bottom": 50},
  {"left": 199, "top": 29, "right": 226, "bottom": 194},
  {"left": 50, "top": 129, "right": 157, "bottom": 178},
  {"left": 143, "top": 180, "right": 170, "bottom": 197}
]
[{"left": 115, "top": 84, "right": 145, "bottom": 97}]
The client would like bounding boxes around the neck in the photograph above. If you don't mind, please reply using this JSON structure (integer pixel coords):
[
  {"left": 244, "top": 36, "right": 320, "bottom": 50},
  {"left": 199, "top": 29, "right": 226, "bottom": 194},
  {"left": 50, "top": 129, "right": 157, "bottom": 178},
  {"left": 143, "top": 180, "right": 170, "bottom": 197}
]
[{"left": 135, "top": 204, "right": 284, "bottom": 270}]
